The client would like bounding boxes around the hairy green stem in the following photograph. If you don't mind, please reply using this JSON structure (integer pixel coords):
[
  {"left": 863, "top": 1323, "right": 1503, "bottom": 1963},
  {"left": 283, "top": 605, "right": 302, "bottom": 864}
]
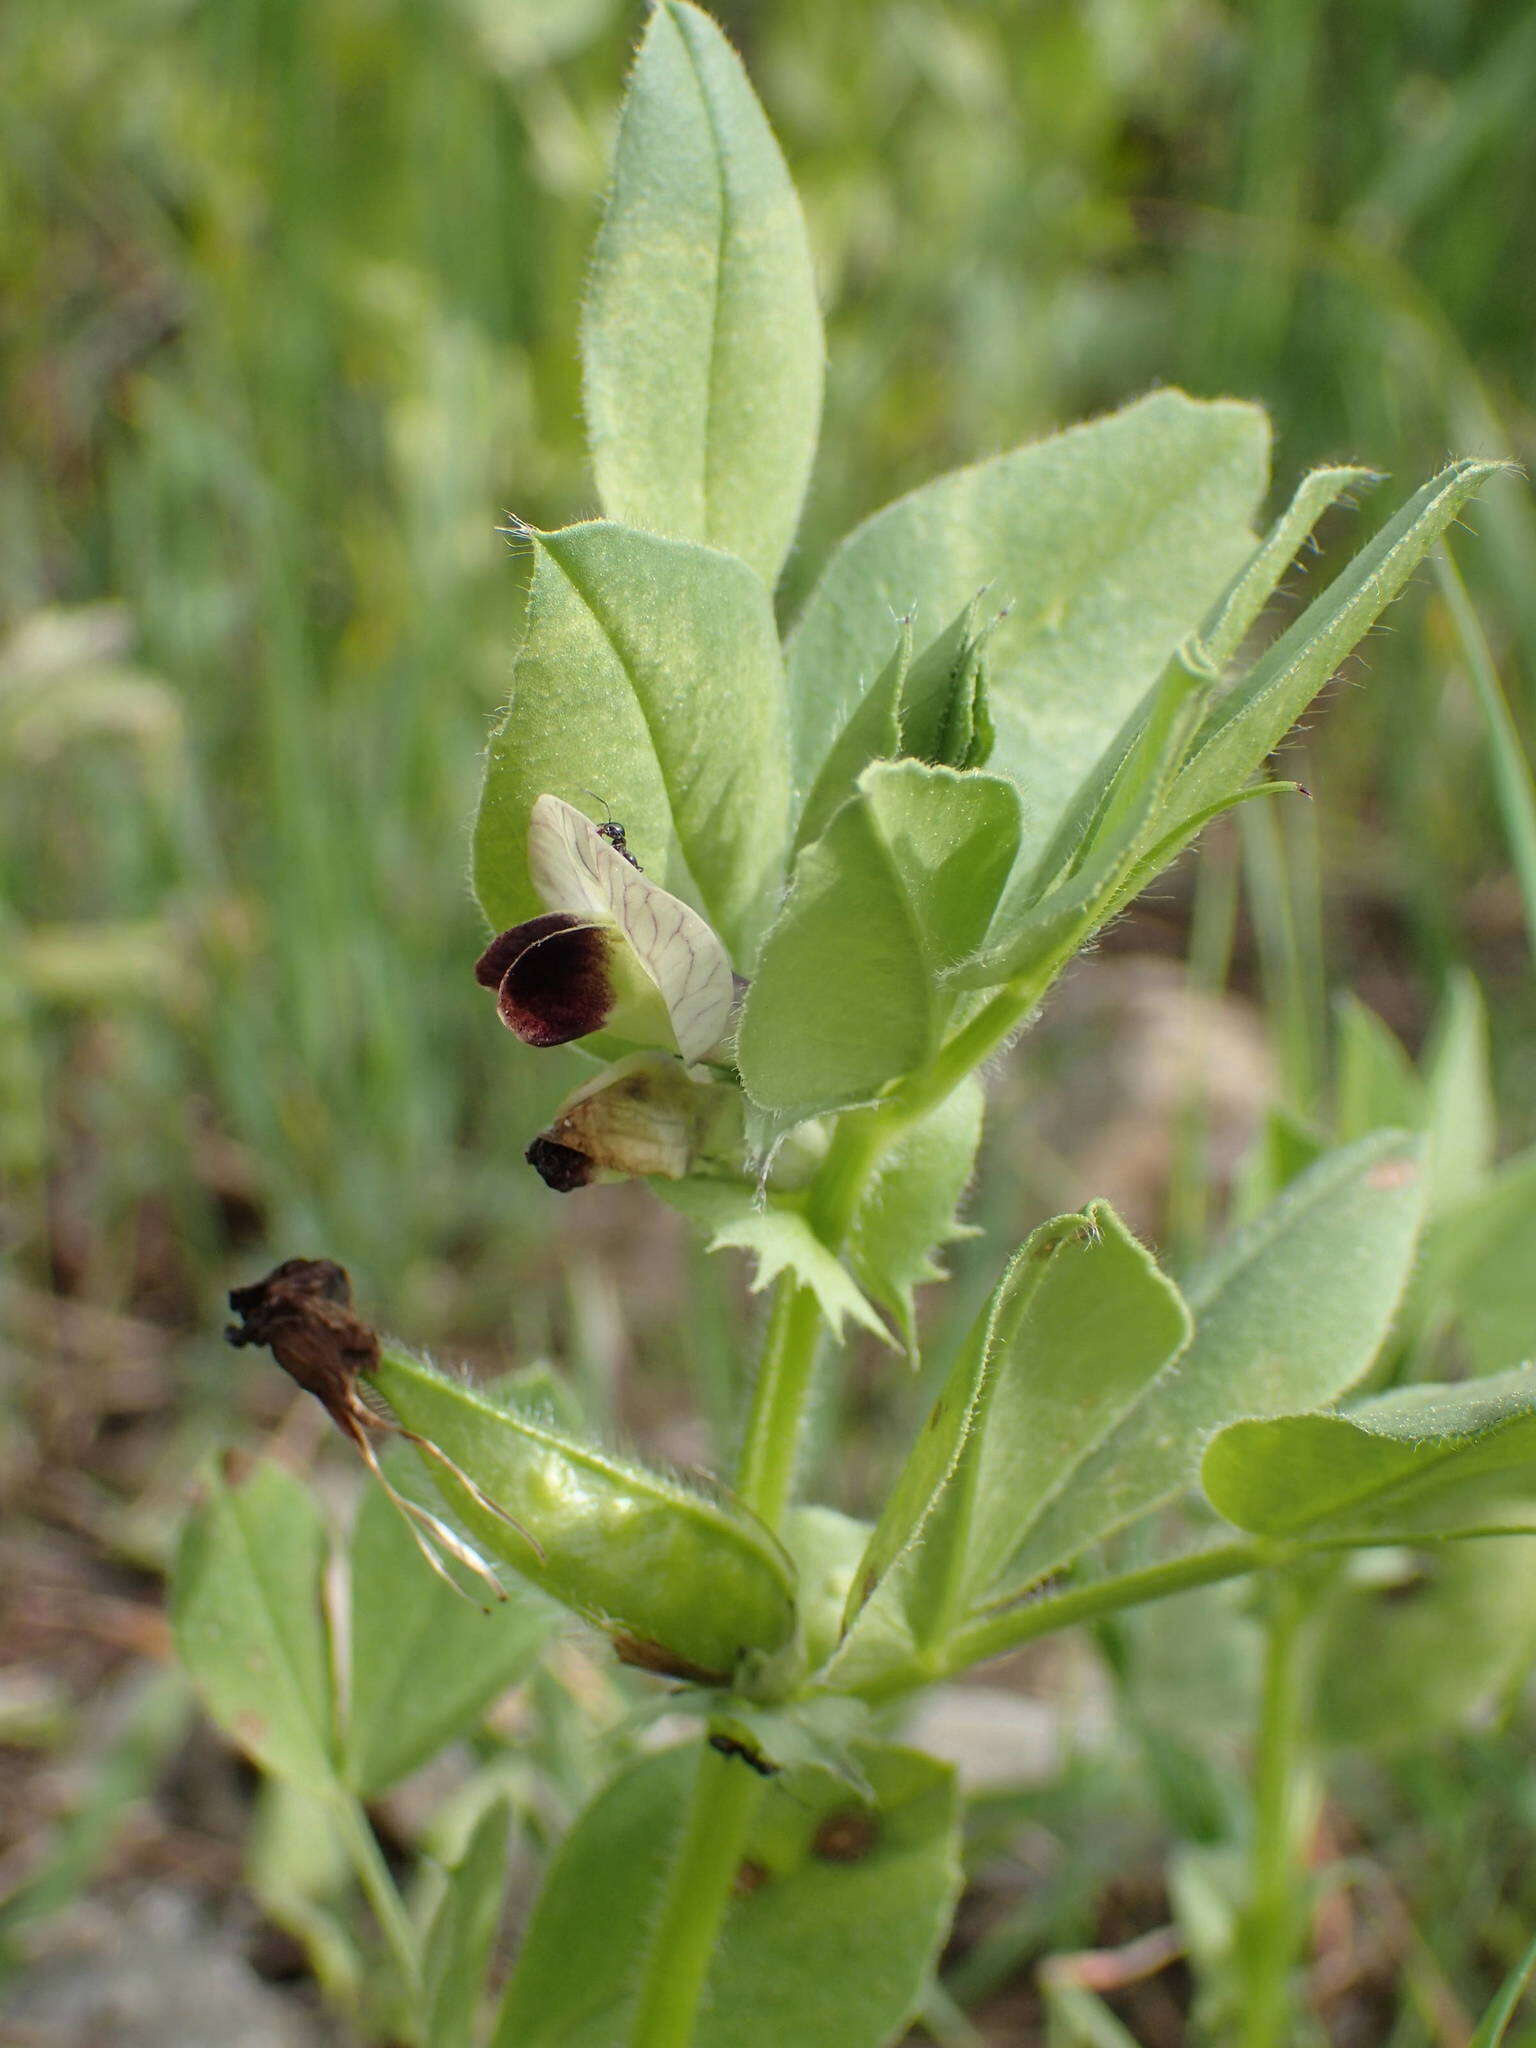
[
  {"left": 625, "top": 950, "right": 1076, "bottom": 2048},
  {"left": 732, "top": 1280, "right": 825, "bottom": 1524},
  {"left": 870, "top": 1539, "right": 1270, "bottom": 1700},
  {"left": 1238, "top": 1574, "right": 1312, "bottom": 2048},
  {"left": 628, "top": 1744, "right": 763, "bottom": 2048},
  {"left": 628, "top": 1111, "right": 894, "bottom": 2047}
]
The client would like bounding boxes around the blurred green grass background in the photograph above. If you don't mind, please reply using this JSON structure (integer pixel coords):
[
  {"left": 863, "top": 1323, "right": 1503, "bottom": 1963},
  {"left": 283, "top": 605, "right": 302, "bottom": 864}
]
[{"left": 4, "top": 0, "right": 1535, "bottom": 1343}]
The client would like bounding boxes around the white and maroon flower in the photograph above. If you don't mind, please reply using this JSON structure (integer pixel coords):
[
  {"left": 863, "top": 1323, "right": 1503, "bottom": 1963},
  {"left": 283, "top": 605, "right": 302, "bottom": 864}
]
[{"left": 475, "top": 795, "right": 737, "bottom": 1064}]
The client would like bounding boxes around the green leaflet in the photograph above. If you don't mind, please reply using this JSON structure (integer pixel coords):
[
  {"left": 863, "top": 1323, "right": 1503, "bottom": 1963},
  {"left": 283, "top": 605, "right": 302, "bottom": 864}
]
[
  {"left": 171, "top": 1460, "right": 339, "bottom": 1796},
  {"left": 949, "top": 461, "right": 1502, "bottom": 992},
  {"left": 1202, "top": 1367, "right": 1536, "bottom": 1541},
  {"left": 1420, "top": 969, "right": 1496, "bottom": 1216},
  {"left": 996, "top": 1133, "right": 1426, "bottom": 1590},
  {"left": 794, "top": 622, "right": 909, "bottom": 857},
  {"left": 473, "top": 521, "right": 790, "bottom": 959},
  {"left": 370, "top": 1348, "right": 797, "bottom": 1685},
  {"left": 581, "top": 0, "right": 822, "bottom": 589},
  {"left": 1169, "top": 459, "right": 1510, "bottom": 832},
  {"left": 892, "top": 592, "right": 999, "bottom": 773},
  {"left": 738, "top": 760, "right": 1022, "bottom": 1121},
  {"left": 952, "top": 653, "right": 1218, "bottom": 991},
  {"left": 1018, "top": 461, "right": 1368, "bottom": 912},
  {"left": 785, "top": 390, "right": 1270, "bottom": 857},
  {"left": 828, "top": 1203, "right": 1190, "bottom": 1690},
  {"left": 493, "top": 1744, "right": 960, "bottom": 2048},
  {"left": 1334, "top": 994, "right": 1423, "bottom": 1143},
  {"left": 1196, "top": 462, "right": 1375, "bottom": 670}
]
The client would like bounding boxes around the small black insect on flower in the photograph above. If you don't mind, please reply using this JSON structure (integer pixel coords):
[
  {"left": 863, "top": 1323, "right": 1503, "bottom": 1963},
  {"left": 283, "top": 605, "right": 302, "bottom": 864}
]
[{"left": 582, "top": 790, "right": 642, "bottom": 869}]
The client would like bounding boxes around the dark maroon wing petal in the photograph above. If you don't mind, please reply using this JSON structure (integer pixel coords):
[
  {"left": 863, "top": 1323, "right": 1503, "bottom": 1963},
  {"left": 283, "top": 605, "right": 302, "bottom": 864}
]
[
  {"left": 474, "top": 911, "right": 590, "bottom": 991},
  {"left": 497, "top": 921, "right": 616, "bottom": 1047}
]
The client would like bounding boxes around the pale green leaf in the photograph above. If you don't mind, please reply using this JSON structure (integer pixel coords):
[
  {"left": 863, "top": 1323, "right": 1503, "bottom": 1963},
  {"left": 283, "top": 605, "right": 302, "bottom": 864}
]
[
  {"left": 171, "top": 1460, "right": 338, "bottom": 1795},
  {"left": 1197, "top": 463, "right": 1376, "bottom": 671},
  {"left": 493, "top": 1743, "right": 960, "bottom": 2048},
  {"left": 830, "top": 1204, "right": 1190, "bottom": 1689},
  {"left": 793, "top": 599, "right": 1000, "bottom": 856},
  {"left": 786, "top": 390, "right": 1270, "bottom": 860},
  {"left": 581, "top": 0, "right": 822, "bottom": 588},
  {"left": 954, "top": 656, "right": 1219, "bottom": 990},
  {"left": 474, "top": 522, "right": 790, "bottom": 957},
  {"left": 1423, "top": 969, "right": 1495, "bottom": 1215},
  {"left": 894, "top": 592, "right": 1000, "bottom": 772},
  {"left": 738, "top": 761, "right": 1022, "bottom": 1120},
  {"left": 1169, "top": 460, "right": 1509, "bottom": 830},
  {"left": 1334, "top": 995, "right": 1422, "bottom": 1143},
  {"left": 1202, "top": 1367, "right": 1536, "bottom": 1541},
  {"left": 656, "top": 1178, "right": 892, "bottom": 1343},
  {"left": 1015, "top": 462, "right": 1369, "bottom": 914},
  {"left": 345, "top": 1456, "right": 555, "bottom": 1796},
  {"left": 999, "top": 1134, "right": 1426, "bottom": 1588}
]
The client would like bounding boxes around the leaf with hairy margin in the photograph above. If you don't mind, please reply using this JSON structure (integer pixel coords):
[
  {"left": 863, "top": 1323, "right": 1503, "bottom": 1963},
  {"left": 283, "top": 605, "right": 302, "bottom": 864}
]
[
  {"left": 785, "top": 390, "right": 1271, "bottom": 861},
  {"left": 991, "top": 1133, "right": 1426, "bottom": 1592},
  {"left": 581, "top": 0, "right": 822, "bottom": 589}
]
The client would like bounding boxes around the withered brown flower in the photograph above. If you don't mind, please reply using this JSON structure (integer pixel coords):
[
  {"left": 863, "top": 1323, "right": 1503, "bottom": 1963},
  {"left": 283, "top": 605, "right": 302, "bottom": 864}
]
[{"left": 226, "top": 1258, "right": 540, "bottom": 1601}]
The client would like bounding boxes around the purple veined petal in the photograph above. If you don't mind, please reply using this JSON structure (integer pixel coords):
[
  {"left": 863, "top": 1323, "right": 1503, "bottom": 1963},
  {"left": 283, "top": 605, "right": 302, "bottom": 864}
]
[{"left": 528, "top": 795, "right": 735, "bottom": 1062}]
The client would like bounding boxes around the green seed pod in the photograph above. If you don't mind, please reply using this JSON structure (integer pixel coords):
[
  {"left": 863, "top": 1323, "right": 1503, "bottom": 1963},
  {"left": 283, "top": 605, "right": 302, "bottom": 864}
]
[{"left": 369, "top": 1350, "right": 797, "bottom": 1686}]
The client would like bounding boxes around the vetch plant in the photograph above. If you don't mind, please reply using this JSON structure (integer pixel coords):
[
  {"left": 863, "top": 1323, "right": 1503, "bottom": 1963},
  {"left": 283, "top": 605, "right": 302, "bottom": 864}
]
[{"left": 172, "top": 7, "right": 1528, "bottom": 2044}]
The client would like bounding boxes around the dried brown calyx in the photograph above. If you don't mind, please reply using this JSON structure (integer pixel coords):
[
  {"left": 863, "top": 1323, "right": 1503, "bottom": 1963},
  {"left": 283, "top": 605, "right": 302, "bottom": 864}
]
[
  {"left": 226, "top": 1257, "right": 540, "bottom": 1602},
  {"left": 227, "top": 1258, "right": 380, "bottom": 1432}
]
